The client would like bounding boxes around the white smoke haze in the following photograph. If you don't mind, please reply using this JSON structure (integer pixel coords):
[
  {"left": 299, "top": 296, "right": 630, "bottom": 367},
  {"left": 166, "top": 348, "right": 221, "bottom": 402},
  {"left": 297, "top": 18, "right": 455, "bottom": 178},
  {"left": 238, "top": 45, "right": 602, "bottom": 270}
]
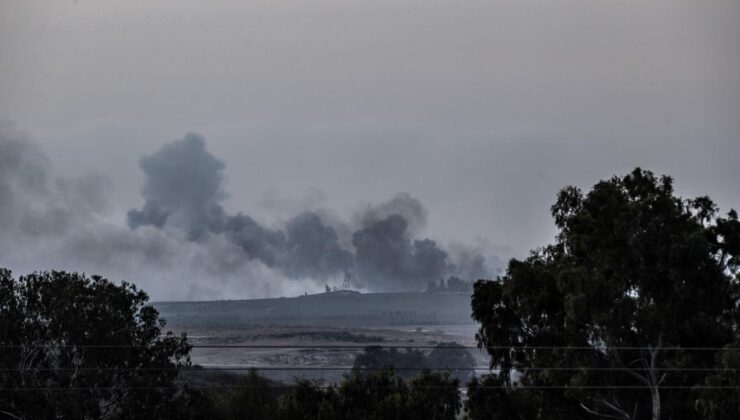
[{"left": 0, "top": 125, "right": 499, "bottom": 300}]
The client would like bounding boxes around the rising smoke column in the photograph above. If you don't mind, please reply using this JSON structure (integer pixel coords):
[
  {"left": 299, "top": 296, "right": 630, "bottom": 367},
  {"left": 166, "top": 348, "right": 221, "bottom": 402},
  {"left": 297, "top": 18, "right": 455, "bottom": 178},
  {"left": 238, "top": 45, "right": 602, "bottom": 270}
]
[
  {"left": 351, "top": 214, "right": 449, "bottom": 291},
  {"left": 280, "top": 211, "right": 354, "bottom": 278},
  {"left": 350, "top": 193, "right": 494, "bottom": 289},
  {"left": 127, "top": 133, "right": 227, "bottom": 235},
  {"left": 126, "top": 133, "right": 353, "bottom": 279}
]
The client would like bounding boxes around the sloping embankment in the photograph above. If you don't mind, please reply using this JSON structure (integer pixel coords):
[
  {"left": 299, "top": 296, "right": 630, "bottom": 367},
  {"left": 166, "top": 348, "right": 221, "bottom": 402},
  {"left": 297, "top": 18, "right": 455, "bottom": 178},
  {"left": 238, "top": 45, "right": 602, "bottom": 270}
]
[{"left": 153, "top": 291, "right": 473, "bottom": 328}]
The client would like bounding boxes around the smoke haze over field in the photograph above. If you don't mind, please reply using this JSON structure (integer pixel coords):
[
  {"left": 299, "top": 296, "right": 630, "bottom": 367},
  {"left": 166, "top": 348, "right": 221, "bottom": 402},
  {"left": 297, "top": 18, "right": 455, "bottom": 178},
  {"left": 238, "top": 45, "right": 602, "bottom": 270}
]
[{"left": 0, "top": 126, "right": 495, "bottom": 298}]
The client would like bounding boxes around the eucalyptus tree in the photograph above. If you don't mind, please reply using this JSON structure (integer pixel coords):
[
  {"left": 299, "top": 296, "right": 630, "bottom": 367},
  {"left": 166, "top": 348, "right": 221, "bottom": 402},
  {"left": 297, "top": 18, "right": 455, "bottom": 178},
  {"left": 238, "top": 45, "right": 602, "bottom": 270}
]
[{"left": 469, "top": 169, "right": 740, "bottom": 420}]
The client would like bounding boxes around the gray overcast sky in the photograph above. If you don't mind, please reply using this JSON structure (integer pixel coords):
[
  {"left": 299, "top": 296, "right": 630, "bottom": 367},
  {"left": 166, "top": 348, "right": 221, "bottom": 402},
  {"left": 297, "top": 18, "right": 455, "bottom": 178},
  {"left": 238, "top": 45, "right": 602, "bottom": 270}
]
[{"left": 1, "top": 0, "right": 739, "bottom": 260}]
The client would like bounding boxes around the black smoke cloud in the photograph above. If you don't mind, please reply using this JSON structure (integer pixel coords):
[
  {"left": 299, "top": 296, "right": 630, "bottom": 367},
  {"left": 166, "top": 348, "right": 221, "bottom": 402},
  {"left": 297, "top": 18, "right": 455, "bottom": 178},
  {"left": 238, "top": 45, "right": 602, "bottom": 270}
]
[
  {"left": 353, "top": 192, "right": 428, "bottom": 237},
  {"left": 127, "top": 133, "right": 353, "bottom": 279},
  {"left": 352, "top": 215, "right": 449, "bottom": 291},
  {"left": 126, "top": 133, "right": 494, "bottom": 290},
  {"left": 127, "top": 133, "right": 227, "bottom": 234}
]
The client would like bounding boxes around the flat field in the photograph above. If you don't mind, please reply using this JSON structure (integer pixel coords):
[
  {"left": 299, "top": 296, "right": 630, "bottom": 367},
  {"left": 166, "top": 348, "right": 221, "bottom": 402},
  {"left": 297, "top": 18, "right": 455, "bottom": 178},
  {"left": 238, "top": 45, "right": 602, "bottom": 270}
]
[{"left": 155, "top": 291, "right": 487, "bottom": 383}]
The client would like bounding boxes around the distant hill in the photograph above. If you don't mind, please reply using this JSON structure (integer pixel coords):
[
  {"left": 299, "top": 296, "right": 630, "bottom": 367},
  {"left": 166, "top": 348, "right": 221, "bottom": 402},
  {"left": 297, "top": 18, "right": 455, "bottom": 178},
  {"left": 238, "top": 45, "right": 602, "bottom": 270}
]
[{"left": 153, "top": 291, "right": 473, "bottom": 328}]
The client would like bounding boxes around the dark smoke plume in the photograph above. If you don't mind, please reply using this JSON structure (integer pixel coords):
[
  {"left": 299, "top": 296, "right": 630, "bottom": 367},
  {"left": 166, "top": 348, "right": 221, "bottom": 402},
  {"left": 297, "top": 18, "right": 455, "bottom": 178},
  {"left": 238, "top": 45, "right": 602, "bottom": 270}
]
[
  {"left": 354, "top": 192, "right": 428, "bottom": 237},
  {"left": 2, "top": 126, "right": 497, "bottom": 298},
  {"left": 352, "top": 215, "right": 449, "bottom": 291},
  {"left": 281, "top": 211, "right": 354, "bottom": 278},
  {"left": 127, "top": 133, "right": 353, "bottom": 279},
  {"left": 127, "top": 133, "right": 227, "bottom": 235},
  {"left": 126, "top": 133, "right": 496, "bottom": 289}
]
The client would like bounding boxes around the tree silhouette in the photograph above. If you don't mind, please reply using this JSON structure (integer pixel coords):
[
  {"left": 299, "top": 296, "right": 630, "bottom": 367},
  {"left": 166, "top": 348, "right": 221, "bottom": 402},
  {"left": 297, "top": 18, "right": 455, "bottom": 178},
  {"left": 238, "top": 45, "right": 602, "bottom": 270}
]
[
  {"left": 0, "top": 270, "right": 194, "bottom": 419},
  {"left": 469, "top": 169, "right": 740, "bottom": 420}
]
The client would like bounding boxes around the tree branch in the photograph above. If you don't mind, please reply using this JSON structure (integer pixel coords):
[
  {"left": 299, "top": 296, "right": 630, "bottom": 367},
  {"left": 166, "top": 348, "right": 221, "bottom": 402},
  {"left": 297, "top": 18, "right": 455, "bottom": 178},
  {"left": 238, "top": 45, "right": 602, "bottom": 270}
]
[
  {"left": 0, "top": 409, "right": 24, "bottom": 420},
  {"left": 580, "top": 403, "right": 626, "bottom": 420}
]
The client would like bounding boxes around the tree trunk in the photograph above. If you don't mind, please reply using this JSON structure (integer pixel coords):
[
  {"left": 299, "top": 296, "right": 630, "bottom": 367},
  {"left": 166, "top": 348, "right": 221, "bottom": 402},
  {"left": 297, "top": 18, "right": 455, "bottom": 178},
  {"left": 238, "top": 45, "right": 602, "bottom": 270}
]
[
  {"left": 650, "top": 383, "right": 660, "bottom": 420},
  {"left": 646, "top": 335, "right": 664, "bottom": 420}
]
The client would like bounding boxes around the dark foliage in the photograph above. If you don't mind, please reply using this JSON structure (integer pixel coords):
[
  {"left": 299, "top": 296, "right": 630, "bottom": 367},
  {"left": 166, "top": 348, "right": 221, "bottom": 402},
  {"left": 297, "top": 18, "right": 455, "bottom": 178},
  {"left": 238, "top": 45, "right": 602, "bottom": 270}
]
[
  {"left": 352, "top": 346, "right": 427, "bottom": 380},
  {"left": 427, "top": 342, "right": 477, "bottom": 383},
  {"left": 352, "top": 343, "right": 475, "bottom": 382},
  {"left": 469, "top": 169, "right": 740, "bottom": 419},
  {"left": 694, "top": 342, "right": 740, "bottom": 419},
  {"left": 209, "top": 369, "right": 285, "bottom": 420},
  {"left": 201, "top": 369, "right": 461, "bottom": 420},
  {"left": 0, "top": 269, "right": 194, "bottom": 419},
  {"left": 465, "top": 374, "right": 538, "bottom": 420},
  {"left": 407, "top": 370, "right": 461, "bottom": 420}
]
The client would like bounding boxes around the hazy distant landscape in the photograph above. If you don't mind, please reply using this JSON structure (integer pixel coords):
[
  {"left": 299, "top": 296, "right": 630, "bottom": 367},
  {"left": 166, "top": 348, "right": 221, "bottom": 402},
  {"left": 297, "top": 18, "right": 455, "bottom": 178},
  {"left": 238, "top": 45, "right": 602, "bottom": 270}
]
[
  {"left": 171, "top": 324, "right": 484, "bottom": 383},
  {"left": 156, "top": 290, "right": 485, "bottom": 383},
  {"left": 154, "top": 290, "right": 475, "bottom": 328}
]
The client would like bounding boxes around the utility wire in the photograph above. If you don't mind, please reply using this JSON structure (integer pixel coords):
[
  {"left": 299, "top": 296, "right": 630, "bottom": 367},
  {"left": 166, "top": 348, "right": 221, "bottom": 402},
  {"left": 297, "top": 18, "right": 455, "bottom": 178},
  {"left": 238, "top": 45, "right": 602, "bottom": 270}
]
[
  {"left": 0, "top": 367, "right": 738, "bottom": 372},
  {"left": 2, "top": 385, "right": 740, "bottom": 392},
  {"left": 2, "top": 344, "right": 738, "bottom": 351}
]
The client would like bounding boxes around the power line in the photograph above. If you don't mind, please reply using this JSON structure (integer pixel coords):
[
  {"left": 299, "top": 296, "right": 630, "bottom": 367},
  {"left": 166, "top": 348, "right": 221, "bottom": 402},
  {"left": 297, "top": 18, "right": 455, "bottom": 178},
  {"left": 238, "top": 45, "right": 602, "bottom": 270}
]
[
  {"left": 1, "top": 344, "right": 738, "bottom": 351},
  {"left": 1, "top": 385, "right": 740, "bottom": 392},
  {"left": 0, "top": 366, "right": 738, "bottom": 372},
  {"left": 191, "top": 344, "right": 739, "bottom": 351}
]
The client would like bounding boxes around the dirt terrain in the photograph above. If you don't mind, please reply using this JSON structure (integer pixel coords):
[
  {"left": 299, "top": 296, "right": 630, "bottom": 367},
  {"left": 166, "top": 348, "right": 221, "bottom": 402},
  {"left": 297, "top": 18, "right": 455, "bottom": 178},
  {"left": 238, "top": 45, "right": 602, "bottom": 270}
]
[{"left": 157, "top": 291, "right": 488, "bottom": 383}]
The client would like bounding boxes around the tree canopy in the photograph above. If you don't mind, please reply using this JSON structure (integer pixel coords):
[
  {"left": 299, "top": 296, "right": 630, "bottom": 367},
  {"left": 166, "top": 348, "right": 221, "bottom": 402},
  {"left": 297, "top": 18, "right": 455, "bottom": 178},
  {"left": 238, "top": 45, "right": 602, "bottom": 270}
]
[
  {"left": 206, "top": 368, "right": 460, "bottom": 420},
  {"left": 0, "top": 270, "right": 195, "bottom": 419},
  {"left": 352, "top": 343, "right": 475, "bottom": 382},
  {"left": 469, "top": 168, "right": 740, "bottom": 420}
]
